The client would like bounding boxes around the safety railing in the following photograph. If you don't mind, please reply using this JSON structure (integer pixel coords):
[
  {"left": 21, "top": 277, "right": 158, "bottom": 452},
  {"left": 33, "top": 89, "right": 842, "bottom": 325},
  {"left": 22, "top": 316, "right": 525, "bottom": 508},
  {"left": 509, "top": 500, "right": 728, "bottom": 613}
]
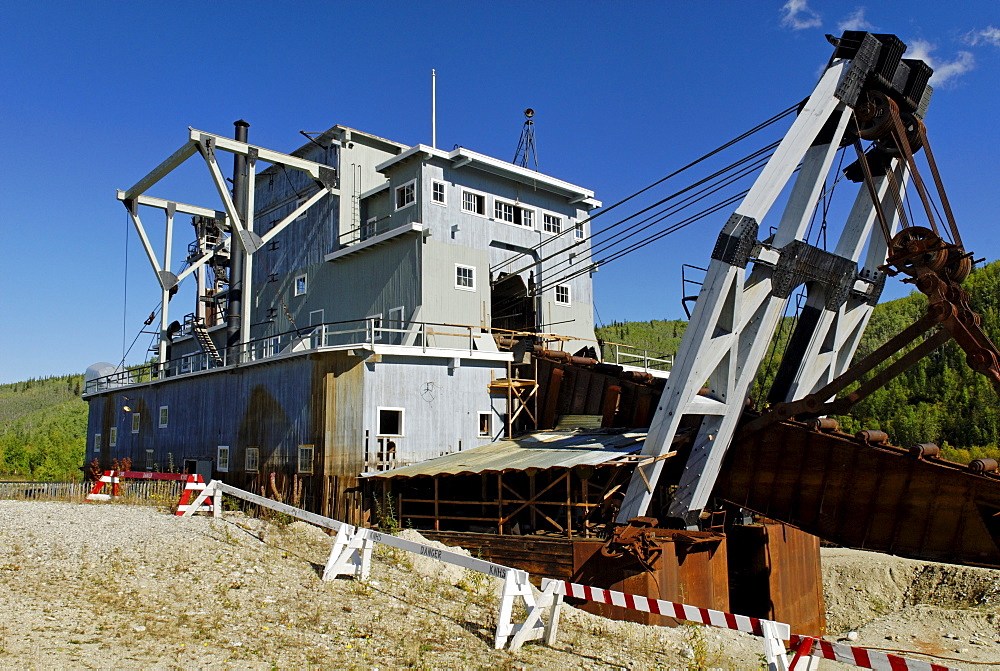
[
  {"left": 337, "top": 214, "right": 409, "bottom": 248},
  {"left": 602, "top": 342, "right": 674, "bottom": 372},
  {"left": 85, "top": 318, "right": 490, "bottom": 393}
]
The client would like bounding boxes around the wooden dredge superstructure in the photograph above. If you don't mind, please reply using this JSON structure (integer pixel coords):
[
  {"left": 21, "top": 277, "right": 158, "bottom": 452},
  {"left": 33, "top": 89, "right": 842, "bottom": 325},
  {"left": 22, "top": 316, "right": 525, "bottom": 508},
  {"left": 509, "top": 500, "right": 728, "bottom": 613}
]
[{"left": 85, "top": 32, "right": 1000, "bottom": 634}]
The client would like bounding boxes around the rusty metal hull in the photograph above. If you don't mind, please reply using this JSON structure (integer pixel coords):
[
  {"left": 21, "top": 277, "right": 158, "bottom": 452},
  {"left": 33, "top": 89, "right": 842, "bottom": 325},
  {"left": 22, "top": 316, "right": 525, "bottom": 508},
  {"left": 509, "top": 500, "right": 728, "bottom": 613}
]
[
  {"left": 571, "top": 535, "right": 730, "bottom": 627},
  {"left": 727, "top": 523, "right": 826, "bottom": 636},
  {"left": 716, "top": 421, "right": 1000, "bottom": 568}
]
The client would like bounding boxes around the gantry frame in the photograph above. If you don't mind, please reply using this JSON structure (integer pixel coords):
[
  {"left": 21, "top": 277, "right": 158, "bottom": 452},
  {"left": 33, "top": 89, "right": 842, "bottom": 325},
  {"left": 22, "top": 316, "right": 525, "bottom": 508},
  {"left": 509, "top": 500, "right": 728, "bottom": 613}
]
[{"left": 117, "top": 128, "right": 339, "bottom": 368}]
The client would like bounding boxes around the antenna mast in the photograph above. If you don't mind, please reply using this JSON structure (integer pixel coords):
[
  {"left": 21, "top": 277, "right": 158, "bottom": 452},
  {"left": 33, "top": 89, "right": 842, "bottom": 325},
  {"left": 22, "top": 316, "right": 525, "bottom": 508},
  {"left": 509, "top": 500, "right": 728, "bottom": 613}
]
[{"left": 512, "top": 108, "right": 538, "bottom": 170}]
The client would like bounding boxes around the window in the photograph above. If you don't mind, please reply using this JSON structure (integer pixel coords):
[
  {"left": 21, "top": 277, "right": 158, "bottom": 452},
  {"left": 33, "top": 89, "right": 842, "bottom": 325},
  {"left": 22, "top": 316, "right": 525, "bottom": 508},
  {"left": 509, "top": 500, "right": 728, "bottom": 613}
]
[
  {"left": 544, "top": 214, "right": 562, "bottom": 234},
  {"left": 395, "top": 180, "right": 415, "bottom": 210},
  {"left": 387, "top": 306, "right": 405, "bottom": 328},
  {"left": 431, "top": 181, "right": 446, "bottom": 205},
  {"left": 478, "top": 412, "right": 492, "bottom": 438},
  {"left": 555, "top": 284, "right": 571, "bottom": 306},
  {"left": 131, "top": 412, "right": 141, "bottom": 434},
  {"left": 494, "top": 199, "right": 534, "bottom": 228},
  {"left": 217, "top": 446, "right": 230, "bottom": 472},
  {"left": 109, "top": 427, "right": 117, "bottom": 447},
  {"left": 94, "top": 433, "right": 101, "bottom": 455},
  {"left": 387, "top": 306, "right": 405, "bottom": 345},
  {"left": 362, "top": 216, "right": 376, "bottom": 240},
  {"left": 265, "top": 336, "right": 281, "bottom": 357},
  {"left": 295, "top": 196, "right": 307, "bottom": 221},
  {"left": 455, "top": 264, "right": 476, "bottom": 291},
  {"left": 368, "top": 313, "right": 383, "bottom": 341},
  {"left": 378, "top": 408, "right": 404, "bottom": 436},
  {"left": 309, "top": 309, "right": 325, "bottom": 327},
  {"left": 245, "top": 447, "right": 259, "bottom": 472},
  {"left": 462, "top": 190, "right": 486, "bottom": 215},
  {"left": 294, "top": 274, "right": 307, "bottom": 296},
  {"left": 495, "top": 200, "right": 514, "bottom": 223},
  {"left": 297, "top": 445, "right": 314, "bottom": 474},
  {"left": 575, "top": 222, "right": 585, "bottom": 240},
  {"left": 158, "top": 406, "right": 168, "bottom": 428},
  {"left": 145, "top": 449, "right": 155, "bottom": 470}
]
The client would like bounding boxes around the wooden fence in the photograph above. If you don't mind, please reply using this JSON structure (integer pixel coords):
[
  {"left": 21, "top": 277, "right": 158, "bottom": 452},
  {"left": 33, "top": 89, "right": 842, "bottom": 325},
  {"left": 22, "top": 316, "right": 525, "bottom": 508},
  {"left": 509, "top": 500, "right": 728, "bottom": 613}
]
[{"left": 0, "top": 480, "right": 185, "bottom": 505}]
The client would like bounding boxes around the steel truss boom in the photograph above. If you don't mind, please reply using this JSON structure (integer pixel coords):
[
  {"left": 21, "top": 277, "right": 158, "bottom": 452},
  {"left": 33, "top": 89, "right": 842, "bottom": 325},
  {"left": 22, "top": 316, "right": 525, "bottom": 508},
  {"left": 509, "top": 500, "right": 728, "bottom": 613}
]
[{"left": 617, "top": 33, "right": 934, "bottom": 526}]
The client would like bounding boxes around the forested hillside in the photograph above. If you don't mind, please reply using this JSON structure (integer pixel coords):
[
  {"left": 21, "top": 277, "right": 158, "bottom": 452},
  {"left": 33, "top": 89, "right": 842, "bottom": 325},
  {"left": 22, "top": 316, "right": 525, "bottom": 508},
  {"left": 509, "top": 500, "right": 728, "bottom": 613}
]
[
  {"left": 0, "top": 375, "right": 87, "bottom": 481},
  {"left": 596, "top": 319, "right": 687, "bottom": 359},
  {"left": 5, "top": 261, "right": 1000, "bottom": 482},
  {"left": 597, "top": 260, "right": 1000, "bottom": 463}
]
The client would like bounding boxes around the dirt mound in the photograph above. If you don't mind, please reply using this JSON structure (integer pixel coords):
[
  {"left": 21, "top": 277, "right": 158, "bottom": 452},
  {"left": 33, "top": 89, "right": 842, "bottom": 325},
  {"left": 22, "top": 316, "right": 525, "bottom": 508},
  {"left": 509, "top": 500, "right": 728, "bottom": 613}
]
[{"left": 823, "top": 547, "right": 1000, "bottom": 663}]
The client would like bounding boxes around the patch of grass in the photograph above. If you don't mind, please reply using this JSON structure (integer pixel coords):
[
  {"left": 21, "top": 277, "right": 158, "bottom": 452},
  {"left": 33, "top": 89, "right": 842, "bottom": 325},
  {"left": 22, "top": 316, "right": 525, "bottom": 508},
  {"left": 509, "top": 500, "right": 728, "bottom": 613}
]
[{"left": 683, "top": 622, "right": 709, "bottom": 671}]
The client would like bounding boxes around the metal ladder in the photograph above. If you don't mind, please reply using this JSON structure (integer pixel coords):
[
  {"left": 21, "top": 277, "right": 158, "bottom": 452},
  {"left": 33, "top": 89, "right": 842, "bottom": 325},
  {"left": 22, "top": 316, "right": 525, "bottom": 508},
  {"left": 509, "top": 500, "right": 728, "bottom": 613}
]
[{"left": 191, "top": 320, "right": 223, "bottom": 365}]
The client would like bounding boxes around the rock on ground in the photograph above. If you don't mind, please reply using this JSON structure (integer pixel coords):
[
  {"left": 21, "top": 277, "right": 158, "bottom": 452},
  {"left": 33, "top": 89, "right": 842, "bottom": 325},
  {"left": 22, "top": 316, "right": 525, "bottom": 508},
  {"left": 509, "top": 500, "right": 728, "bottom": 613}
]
[
  {"left": 821, "top": 547, "right": 1000, "bottom": 667},
  {"left": 0, "top": 501, "right": 761, "bottom": 669},
  {"left": 2, "top": 500, "right": 998, "bottom": 669}
]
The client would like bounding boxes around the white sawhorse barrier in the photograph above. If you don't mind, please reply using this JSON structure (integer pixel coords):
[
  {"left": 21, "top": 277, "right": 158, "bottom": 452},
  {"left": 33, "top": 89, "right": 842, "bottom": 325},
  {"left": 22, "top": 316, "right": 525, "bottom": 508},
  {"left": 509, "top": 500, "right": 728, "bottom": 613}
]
[
  {"left": 185, "top": 481, "right": 557, "bottom": 649},
  {"left": 182, "top": 482, "right": 958, "bottom": 668},
  {"left": 321, "top": 524, "right": 560, "bottom": 649}
]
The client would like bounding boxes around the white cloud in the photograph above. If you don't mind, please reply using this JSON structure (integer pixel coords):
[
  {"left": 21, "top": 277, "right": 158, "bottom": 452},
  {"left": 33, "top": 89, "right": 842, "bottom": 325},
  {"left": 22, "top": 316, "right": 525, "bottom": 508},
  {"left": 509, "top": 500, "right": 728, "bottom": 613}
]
[
  {"left": 966, "top": 26, "right": 1000, "bottom": 47},
  {"left": 837, "top": 8, "right": 875, "bottom": 33},
  {"left": 781, "top": 0, "right": 822, "bottom": 30},
  {"left": 907, "top": 39, "right": 975, "bottom": 86}
]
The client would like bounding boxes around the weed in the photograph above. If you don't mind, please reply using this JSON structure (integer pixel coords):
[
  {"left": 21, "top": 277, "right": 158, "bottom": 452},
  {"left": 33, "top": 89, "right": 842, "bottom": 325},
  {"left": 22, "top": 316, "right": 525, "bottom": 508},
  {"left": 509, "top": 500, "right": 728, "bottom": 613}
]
[
  {"left": 683, "top": 622, "right": 709, "bottom": 671},
  {"left": 375, "top": 493, "right": 401, "bottom": 535},
  {"left": 349, "top": 580, "right": 372, "bottom": 597}
]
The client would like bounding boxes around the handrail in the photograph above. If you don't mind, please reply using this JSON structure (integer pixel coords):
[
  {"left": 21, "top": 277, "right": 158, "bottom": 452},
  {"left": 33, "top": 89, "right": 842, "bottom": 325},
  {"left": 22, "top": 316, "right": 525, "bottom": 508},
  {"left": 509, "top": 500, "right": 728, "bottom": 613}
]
[
  {"left": 85, "top": 317, "right": 673, "bottom": 393},
  {"left": 84, "top": 317, "right": 491, "bottom": 393}
]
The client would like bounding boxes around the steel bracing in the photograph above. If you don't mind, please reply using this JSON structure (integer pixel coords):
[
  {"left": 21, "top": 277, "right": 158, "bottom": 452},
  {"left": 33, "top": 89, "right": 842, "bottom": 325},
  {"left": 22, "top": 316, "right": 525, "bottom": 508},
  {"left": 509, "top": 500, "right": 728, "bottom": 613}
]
[
  {"left": 617, "top": 59, "right": 909, "bottom": 526},
  {"left": 116, "top": 128, "right": 339, "bottom": 368}
]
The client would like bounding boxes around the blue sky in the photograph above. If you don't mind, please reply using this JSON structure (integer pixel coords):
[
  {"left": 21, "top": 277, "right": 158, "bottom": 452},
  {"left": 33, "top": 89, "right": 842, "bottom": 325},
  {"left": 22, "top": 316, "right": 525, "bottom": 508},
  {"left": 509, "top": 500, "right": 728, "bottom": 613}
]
[{"left": 1, "top": 1, "right": 998, "bottom": 383}]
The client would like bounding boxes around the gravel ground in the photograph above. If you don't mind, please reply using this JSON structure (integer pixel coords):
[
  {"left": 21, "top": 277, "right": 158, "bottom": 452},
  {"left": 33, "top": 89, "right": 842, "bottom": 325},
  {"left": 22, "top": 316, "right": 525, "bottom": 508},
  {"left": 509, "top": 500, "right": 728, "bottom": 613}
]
[
  {"left": 0, "top": 501, "right": 762, "bottom": 669},
  {"left": 1, "top": 500, "right": 998, "bottom": 669},
  {"left": 822, "top": 548, "right": 1000, "bottom": 668}
]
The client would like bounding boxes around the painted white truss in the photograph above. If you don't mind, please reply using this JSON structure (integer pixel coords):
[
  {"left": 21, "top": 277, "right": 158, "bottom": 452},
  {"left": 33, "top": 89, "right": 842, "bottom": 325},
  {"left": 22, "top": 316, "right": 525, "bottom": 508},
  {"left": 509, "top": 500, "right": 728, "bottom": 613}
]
[
  {"left": 116, "top": 128, "right": 339, "bottom": 361},
  {"left": 617, "top": 60, "right": 910, "bottom": 525}
]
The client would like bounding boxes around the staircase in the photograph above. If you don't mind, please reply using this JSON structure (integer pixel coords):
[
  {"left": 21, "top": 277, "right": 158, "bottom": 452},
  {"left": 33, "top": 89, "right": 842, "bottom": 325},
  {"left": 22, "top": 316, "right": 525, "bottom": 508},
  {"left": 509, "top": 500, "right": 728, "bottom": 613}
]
[{"left": 191, "top": 320, "right": 223, "bottom": 366}]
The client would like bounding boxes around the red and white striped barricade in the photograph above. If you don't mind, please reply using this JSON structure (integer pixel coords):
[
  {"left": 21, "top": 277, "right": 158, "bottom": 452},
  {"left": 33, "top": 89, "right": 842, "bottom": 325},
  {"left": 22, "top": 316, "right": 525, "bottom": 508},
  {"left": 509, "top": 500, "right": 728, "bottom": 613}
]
[
  {"left": 86, "top": 470, "right": 121, "bottom": 501},
  {"left": 88, "top": 470, "right": 195, "bottom": 505},
  {"left": 550, "top": 578, "right": 789, "bottom": 638},
  {"left": 543, "top": 578, "right": 961, "bottom": 671},
  {"left": 542, "top": 578, "right": 794, "bottom": 668},
  {"left": 174, "top": 474, "right": 217, "bottom": 516},
  {"left": 788, "top": 635, "right": 960, "bottom": 671}
]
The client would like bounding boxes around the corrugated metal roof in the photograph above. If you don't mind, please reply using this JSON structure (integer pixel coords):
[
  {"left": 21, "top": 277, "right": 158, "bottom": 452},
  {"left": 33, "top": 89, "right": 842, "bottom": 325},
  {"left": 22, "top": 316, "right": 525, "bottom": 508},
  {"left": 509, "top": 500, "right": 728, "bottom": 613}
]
[{"left": 364, "top": 430, "right": 647, "bottom": 479}]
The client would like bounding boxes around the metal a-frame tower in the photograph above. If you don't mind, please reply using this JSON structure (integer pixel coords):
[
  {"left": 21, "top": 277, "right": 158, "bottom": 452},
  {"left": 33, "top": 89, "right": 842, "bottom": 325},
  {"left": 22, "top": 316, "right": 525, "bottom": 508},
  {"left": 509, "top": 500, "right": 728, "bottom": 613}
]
[{"left": 617, "top": 32, "right": 992, "bottom": 527}]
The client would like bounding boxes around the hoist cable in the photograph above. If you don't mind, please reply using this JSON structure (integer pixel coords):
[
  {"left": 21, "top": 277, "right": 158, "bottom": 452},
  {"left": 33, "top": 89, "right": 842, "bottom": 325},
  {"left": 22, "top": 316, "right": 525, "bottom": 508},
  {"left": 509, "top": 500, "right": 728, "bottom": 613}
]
[
  {"left": 522, "top": 152, "right": 772, "bottom": 294},
  {"left": 530, "top": 191, "right": 747, "bottom": 298},
  {"left": 497, "top": 139, "right": 782, "bottom": 281},
  {"left": 490, "top": 103, "right": 799, "bottom": 275}
]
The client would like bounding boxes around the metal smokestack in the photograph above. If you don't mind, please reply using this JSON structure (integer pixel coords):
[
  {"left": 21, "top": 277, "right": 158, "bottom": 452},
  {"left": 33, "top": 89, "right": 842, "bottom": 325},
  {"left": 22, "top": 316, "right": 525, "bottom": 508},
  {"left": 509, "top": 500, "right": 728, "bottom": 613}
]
[{"left": 227, "top": 119, "right": 250, "bottom": 354}]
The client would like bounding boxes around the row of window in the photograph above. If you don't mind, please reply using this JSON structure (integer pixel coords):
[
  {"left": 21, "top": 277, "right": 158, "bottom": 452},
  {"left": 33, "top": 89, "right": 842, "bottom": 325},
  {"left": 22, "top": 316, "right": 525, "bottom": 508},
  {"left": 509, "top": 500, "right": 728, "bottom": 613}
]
[
  {"left": 216, "top": 445, "right": 313, "bottom": 474},
  {"left": 375, "top": 407, "right": 493, "bottom": 438},
  {"left": 394, "top": 179, "right": 584, "bottom": 238},
  {"left": 289, "top": 264, "right": 570, "bottom": 305},
  {"left": 94, "top": 406, "right": 170, "bottom": 452},
  {"left": 94, "top": 411, "right": 494, "bottom": 466},
  {"left": 453, "top": 263, "right": 570, "bottom": 305}
]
